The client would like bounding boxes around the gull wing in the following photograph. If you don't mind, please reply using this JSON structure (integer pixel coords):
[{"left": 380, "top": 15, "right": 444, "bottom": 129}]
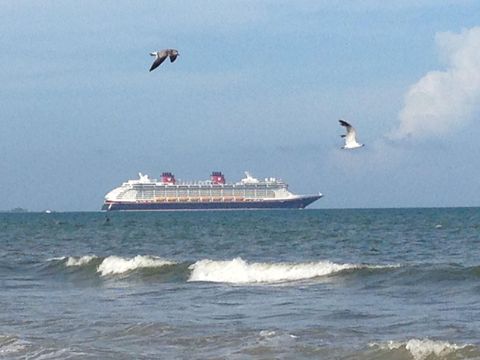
[
  {"left": 339, "top": 119, "right": 359, "bottom": 147},
  {"left": 339, "top": 119, "right": 351, "bottom": 128},
  {"left": 345, "top": 126, "right": 358, "bottom": 146},
  {"left": 149, "top": 55, "right": 167, "bottom": 71}
]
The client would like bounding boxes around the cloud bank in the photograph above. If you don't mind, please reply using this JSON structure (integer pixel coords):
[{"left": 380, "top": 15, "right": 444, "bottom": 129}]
[{"left": 391, "top": 26, "right": 480, "bottom": 139}]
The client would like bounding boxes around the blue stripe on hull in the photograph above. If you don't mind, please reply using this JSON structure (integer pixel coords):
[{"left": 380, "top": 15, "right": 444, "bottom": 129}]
[{"left": 102, "top": 196, "right": 321, "bottom": 211}]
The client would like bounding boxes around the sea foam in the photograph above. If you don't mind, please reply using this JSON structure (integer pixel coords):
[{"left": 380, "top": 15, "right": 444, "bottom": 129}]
[
  {"left": 187, "top": 257, "right": 384, "bottom": 284},
  {"left": 65, "top": 255, "right": 98, "bottom": 267},
  {"left": 0, "top": 335, "right": 28, "bottom": 355},
  {"left": 97, "top": 255, "right": 176, "bottom": 276},
  {"left": 370, "top": 339, "right": 470, "bottom": 360}
]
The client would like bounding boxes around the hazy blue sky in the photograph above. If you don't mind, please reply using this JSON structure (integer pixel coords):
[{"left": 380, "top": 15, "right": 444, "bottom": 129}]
[{"left": 2, "top": 1, "right": 480, "bottom": 211}]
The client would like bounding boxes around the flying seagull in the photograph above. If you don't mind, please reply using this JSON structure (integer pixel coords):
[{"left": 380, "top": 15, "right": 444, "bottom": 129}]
[
  {"left": 149, "top": 49, "right": 179, "bottom": 72},
  {"left": 339, "top": 119, "right": 364, "bottom": 149}
]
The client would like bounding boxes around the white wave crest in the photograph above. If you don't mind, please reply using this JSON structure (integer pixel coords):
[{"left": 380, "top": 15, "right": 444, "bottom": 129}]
[
  {"left": 371, "top": 338, "right": 470, "bottom": 360},
  {"left": 0, "top": 335, "right": 28, "bottom": 354},
  {"left": 47, "top": 256, "right": 66, "bottom": 261},
  {"left": 259, "top": 330, "right": 276, "bottom": 338},
  {"left": 97, "top": 255, "right": 176, "bottom": 276},
  {"left": 187, "top": 257, "right": 387, "bottom": 284},
  {"left": 65, "top": 255, "right": 98, "bottom": 267}
]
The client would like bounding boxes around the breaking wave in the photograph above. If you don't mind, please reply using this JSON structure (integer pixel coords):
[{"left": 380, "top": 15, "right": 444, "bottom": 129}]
[
  {"left": 369, "top": 339, "right": 477, "bottom": 360},
  {"left": 0, "top": 335, "right": 28, "bottom": 355},
  {"left": 46, "top": 255, "right": 399, "bottom": 283},
  {"left": 187, "top": 257, "right": 396, "bottom": 284},
  {"left": 65, "top": 255, "right": 98, "bottom": 267},
  {"left": 97, "top": 255, "right": 176, "bottom": 276},
  {"left": 0, "top": 335, "right": 88, "bottom": 360},
  {"left": 50, "top": 255, "right": 177, "bottom": 276}
]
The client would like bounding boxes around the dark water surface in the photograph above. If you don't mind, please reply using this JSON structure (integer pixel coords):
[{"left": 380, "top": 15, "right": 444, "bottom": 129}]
[{"left": 1, "top": 208, "right": 480, "bottom": 359}]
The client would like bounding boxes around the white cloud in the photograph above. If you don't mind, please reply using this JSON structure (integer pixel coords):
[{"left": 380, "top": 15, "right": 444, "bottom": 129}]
[{"left": 390, "top": 26, "right": 480, "bottom": 139}]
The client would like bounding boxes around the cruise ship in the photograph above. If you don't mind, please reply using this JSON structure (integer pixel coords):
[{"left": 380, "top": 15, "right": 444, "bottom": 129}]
[{"left": 102, "top": 171, "right": 322, "bottom": 211}]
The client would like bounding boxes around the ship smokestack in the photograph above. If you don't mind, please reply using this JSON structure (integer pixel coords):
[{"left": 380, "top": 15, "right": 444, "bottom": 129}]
[
  {"left": 161, "top": 172, "right": 176, "bottom": 184},
  {"left": 211, "top": 171, "right": 225, "bottom": 185}
]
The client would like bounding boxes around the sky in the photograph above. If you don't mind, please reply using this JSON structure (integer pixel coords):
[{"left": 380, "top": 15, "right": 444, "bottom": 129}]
[{"left": 1, "top": 0, "right": 480, "bottom": 211}]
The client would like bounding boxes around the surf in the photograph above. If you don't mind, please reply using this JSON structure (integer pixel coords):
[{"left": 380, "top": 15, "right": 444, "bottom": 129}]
[
  {"left": 187, "top": 257, "right": 397, "bottom": 284},
  {"left": 368, "top": 339, "right": 477, "bottom": 360},
  {"left": 48, "top": 255, "right": 177, "bottom": 277}
]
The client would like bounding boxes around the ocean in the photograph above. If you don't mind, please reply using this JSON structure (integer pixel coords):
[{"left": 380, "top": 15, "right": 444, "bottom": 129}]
[{"left": 1, "top": 208, "right": 480, "bottom": 359}]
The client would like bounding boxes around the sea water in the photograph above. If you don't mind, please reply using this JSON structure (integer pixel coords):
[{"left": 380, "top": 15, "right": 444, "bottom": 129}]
[{"left": 1, "top": 208, "right": 480, "bottom": 359}]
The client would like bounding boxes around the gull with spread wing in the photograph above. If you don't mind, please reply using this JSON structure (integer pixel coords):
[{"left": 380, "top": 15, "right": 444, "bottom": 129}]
[
  {"left": 339, "top": 119, "right": 364, "bottom": 149},
  {"left": 149, "top": 49, "right": 179, "bottom": 72}
]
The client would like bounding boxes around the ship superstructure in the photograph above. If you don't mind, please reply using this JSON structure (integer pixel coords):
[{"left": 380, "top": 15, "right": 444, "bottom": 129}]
[{"left": 102, "top": 172, "right": 322, "bottom": 211}]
